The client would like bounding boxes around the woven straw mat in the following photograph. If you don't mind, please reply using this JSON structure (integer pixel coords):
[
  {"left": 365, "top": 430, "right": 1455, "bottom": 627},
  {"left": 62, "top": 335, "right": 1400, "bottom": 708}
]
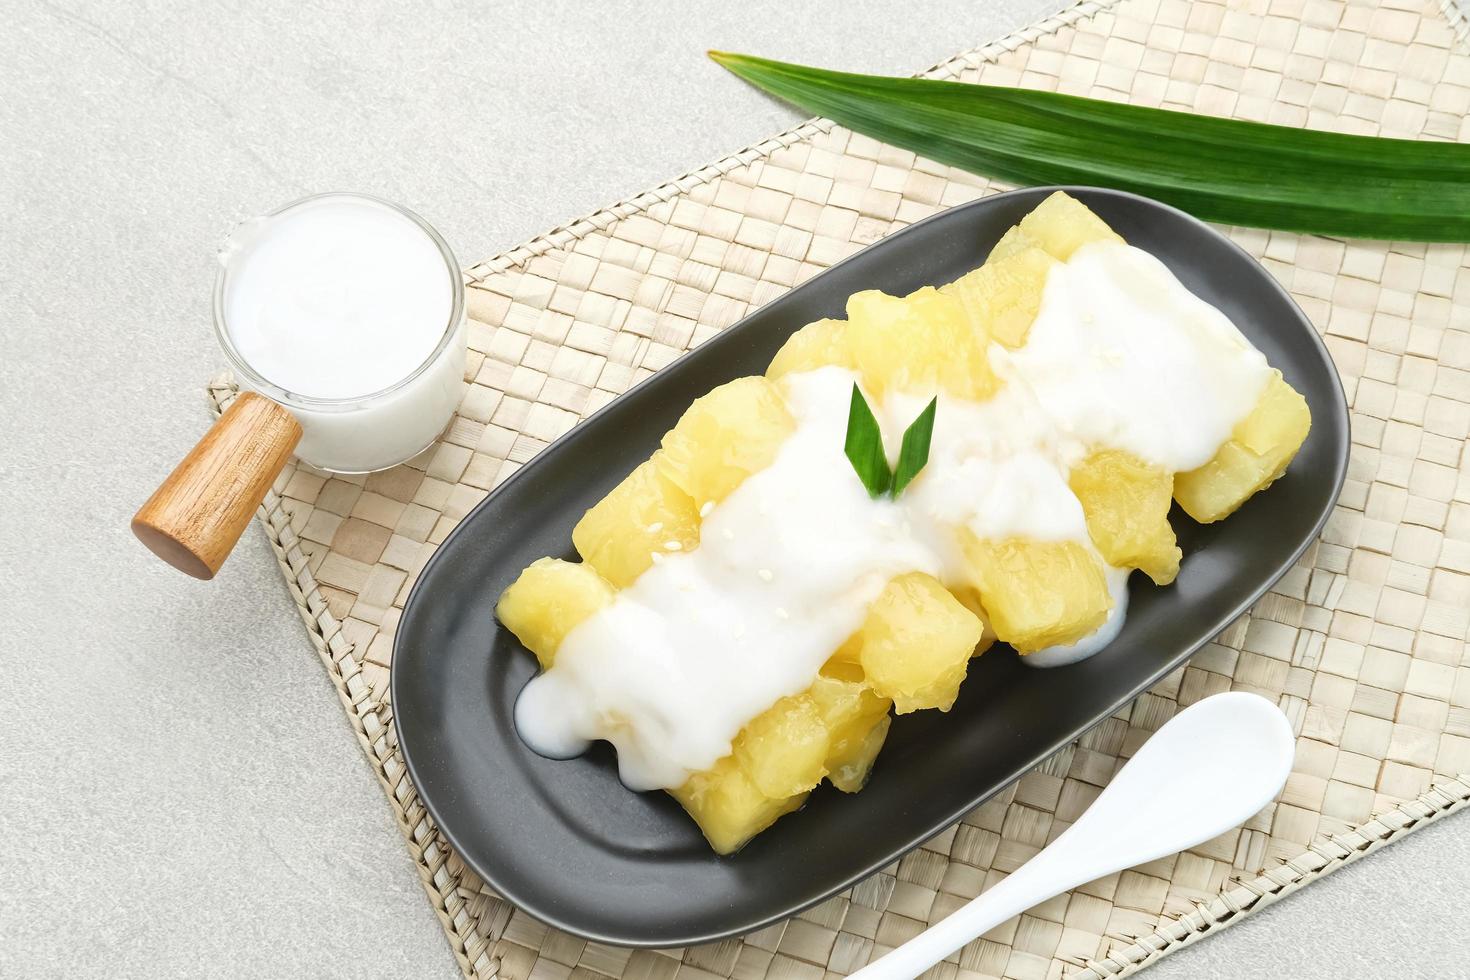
[{"left": 211, "top": 0, "right": 1470, "bottom": 976}]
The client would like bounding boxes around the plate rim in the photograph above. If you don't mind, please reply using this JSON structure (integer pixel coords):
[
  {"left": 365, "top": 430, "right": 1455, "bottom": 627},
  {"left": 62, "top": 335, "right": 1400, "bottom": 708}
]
[{"left": 392, "top": 184, "right": 1351, "bottom": 947}]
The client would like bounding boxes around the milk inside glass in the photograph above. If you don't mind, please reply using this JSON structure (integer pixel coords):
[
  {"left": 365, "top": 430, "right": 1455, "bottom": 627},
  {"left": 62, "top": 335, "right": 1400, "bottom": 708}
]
[{"left": 214, "top": 193, "right": 466, "bottom": 473}]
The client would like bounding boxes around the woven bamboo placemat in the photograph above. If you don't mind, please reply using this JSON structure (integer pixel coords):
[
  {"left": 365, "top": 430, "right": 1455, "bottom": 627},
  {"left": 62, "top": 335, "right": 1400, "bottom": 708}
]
[{"left": 213, "top": 0, "right": 1470, "bottom": 975}]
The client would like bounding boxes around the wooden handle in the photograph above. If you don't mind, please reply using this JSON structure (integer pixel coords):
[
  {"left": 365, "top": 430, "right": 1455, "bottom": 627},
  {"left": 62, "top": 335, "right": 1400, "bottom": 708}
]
[{"left": 133, "top": 392, "right": 303, "bottom": 579}]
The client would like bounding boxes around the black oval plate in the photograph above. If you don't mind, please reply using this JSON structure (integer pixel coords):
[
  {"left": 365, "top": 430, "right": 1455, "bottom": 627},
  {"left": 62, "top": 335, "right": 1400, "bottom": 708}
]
[{"left": 393, "top": 187, "right": 1349, "bottom": 947}]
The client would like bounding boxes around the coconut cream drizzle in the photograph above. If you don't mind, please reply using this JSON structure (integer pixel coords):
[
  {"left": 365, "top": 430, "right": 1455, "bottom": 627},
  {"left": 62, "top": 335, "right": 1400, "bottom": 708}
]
[{"left": 514, "top": 242, "right": 1271, "bottom": 790}]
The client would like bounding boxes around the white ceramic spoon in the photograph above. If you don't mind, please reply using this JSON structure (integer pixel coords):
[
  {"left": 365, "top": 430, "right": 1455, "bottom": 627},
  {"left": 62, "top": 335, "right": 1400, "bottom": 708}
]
[{"left": 850, "top": 691, "right": 1295, "bottom": 980}]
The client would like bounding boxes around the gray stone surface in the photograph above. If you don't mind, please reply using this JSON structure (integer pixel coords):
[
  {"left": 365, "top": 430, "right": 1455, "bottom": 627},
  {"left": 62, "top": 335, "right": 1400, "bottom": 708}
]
[{"left": 0, "top": 1, "right": 1464, "bottom": 977}]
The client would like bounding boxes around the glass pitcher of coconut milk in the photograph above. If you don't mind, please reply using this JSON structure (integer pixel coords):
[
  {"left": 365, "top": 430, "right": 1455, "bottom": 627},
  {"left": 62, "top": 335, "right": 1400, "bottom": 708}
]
[{"left": 132, "top": 193, "right": 467, "bottom": 578}]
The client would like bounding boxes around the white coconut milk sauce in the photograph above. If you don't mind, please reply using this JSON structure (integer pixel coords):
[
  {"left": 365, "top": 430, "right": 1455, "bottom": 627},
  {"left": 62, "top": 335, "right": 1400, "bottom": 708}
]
[{"left": 515, "top": 242, "right": 1271, "bottom": 790}]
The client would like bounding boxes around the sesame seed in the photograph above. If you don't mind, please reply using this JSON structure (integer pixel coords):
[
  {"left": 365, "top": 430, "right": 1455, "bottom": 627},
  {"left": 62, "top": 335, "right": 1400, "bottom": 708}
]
[
  {"left": 699, "top": 501, "right": 714, "bottom": 517},
  {"left": 757, "top": 568, "right": 774, "bottom": 582},
  {"left": 664, "top": 540, "right": 682, "bottom": 551},
  {"left": 645, "top": 521, "right": 664, "bottom": 534}
]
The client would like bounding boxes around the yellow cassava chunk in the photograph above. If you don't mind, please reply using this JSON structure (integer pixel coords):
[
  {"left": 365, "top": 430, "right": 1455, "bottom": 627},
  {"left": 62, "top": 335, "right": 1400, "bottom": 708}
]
[
  {"left": 1069, "top": 450, "right": 1182, "bottom": 586},
  {"left": 943, "top": 245, "right": 1057, "bottom": 349},
  {"left": 856, "top": 572, "right": 984, "bottom": 713},
  {"left": 821, "top": 641, "right": 865, "bottom": 678},
  {"left": 1174, "top": 371, "right": 1311, "bottom": 523},
  {"left": 964, "top": 537, "right": 1112, "bottom": 653},
  {"left": 669, "top": 755, "right": 807, "bottom": 855},
  {"left": 1018, "top": 191, "right": 1124, "bottom": 261},
  {"left": 809, "top": 674, "right": 893, "bottom": 792},
  {"left": 828, "top": 715, "right": 891, "bottom": 793},
  {"left": 572, "top": 456, "right": 700, "bottom": 587},
  {"left": 951, "top": 587, "right": 1000, "bottom": 658},
  {"left": 495, "top": 558, "right": 614, "bottom": 670},
  {"left": 656, "top": 376, "right": 794, "bottom": 508},
  {"left": 846, "top": 286, "right": 997, "bottom": 400},
  {"left": 767, "top": 318, "right": 851, "bottom": 379},
  {"left": 987, "top": 224, "right": 1039, "bottom": 262},
  {"left": 734, "top": 693, "right": 831, "bottom": 799}
]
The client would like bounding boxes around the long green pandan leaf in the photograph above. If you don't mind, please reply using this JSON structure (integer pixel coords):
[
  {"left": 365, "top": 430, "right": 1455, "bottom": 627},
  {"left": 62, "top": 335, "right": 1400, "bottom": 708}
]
[{"left": 709, "top": 51, "right": 1470, "bottom": 242}]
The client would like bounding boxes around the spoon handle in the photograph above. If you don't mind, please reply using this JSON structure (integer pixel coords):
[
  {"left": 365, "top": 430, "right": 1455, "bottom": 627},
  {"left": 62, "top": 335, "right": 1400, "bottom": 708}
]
[{"left": 848, "top": 833, "right": 1098, "bottom": 980}]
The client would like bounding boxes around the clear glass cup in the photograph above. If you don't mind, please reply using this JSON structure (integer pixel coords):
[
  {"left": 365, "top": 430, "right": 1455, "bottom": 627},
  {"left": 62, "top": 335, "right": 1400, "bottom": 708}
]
[{"left": 212, "top": 192, "right": 466, "bottom": 474}]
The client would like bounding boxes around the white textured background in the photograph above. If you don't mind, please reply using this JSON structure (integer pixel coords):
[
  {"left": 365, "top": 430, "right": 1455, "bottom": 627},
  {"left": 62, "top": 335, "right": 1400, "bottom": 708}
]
[{"left": 1, "top": 1, "right": 1466, "bottom": 976}]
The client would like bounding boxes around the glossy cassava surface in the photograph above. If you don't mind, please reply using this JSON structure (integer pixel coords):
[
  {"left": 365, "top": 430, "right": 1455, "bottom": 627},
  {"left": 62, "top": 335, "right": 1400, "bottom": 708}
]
[{"left": 392, "top": 187, "right": 1349, "bottom": 946}]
